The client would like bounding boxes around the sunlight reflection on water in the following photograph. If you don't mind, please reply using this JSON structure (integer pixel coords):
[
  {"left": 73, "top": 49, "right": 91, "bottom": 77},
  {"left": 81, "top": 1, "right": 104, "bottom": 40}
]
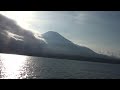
[
  {"left": 0, "top": 53, "right": 120, "bottom": 79},
  {"left": 0, "top": 54, "right": 28, "bottom": 79}
]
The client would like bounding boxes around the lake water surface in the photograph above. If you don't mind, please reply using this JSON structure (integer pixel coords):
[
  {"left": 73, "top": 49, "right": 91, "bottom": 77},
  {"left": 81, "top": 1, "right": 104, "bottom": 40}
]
[{"left": 0, "top": 53, "right": 120, "bottom": 79}]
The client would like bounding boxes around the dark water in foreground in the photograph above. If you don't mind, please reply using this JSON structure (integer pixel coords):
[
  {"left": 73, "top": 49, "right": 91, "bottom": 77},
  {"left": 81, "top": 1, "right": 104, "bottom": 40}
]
[{"left": 0, "top": 53, "right": 120, "bottom": 79}]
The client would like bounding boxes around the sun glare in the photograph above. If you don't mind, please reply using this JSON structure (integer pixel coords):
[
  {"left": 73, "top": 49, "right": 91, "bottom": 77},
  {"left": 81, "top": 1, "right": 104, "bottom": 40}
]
[
  {"left": 0, "top": 11, "right": 51, "bottom": 34},
  {"left": 0, "top": 11, "right": 34, "bottom": 30}
]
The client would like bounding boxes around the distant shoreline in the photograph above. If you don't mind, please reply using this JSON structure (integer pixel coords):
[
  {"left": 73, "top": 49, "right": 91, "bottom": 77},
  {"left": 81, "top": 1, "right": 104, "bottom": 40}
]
[{"left": 0, "top": 52, "right": 120, "bottom": 65}]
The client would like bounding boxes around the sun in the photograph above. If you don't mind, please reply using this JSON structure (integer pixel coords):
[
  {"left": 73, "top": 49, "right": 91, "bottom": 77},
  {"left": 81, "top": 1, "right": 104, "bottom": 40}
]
[
  {"left": 0, "top": 11, "right": 35, "bottom": 31},
  {"left": 0, "top": 11, "right": 51, "bottom": 34}
]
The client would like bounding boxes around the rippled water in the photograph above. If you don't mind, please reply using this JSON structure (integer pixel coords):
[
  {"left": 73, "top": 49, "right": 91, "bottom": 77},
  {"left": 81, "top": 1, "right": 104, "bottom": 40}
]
[{"left": 0, "top": 53, "right": 120, "bottom": 79}]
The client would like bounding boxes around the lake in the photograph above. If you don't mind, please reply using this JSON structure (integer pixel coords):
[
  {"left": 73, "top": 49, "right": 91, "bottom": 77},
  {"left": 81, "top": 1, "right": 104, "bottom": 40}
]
[{"left": 0, "top": 53, "right": 120, "bottom": 79}]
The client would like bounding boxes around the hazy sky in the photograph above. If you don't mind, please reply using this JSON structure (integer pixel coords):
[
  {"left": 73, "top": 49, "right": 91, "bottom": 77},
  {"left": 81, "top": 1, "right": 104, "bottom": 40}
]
[{"left": 0, "top": 11, "right": 120, "bottom": 56}]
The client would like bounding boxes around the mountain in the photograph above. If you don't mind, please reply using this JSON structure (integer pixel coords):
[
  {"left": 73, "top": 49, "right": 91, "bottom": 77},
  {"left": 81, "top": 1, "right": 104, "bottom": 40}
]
[
  {"left": 41, "top": 31, "right": 113, "bottom": 60},
  {"left": 0, "top": 14, "right": 120, "bottom": 64},
  {"left": 42, "top": 31, "right": 97, "bottom": 56}
]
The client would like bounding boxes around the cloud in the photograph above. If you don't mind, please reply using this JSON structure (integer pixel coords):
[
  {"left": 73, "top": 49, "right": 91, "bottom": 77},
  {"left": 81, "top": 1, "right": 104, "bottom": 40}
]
[
  {"left": 6, "top": 31, "right": 24, "bottom": 41},
  {"left": 34, "top": 33, "right": 47, "bottom": 44}
]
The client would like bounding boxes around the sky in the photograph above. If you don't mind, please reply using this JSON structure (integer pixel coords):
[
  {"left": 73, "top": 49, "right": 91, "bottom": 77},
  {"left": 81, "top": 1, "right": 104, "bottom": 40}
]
[{"left": 0, "top": 11, "right": 120, "bottom": 57}]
